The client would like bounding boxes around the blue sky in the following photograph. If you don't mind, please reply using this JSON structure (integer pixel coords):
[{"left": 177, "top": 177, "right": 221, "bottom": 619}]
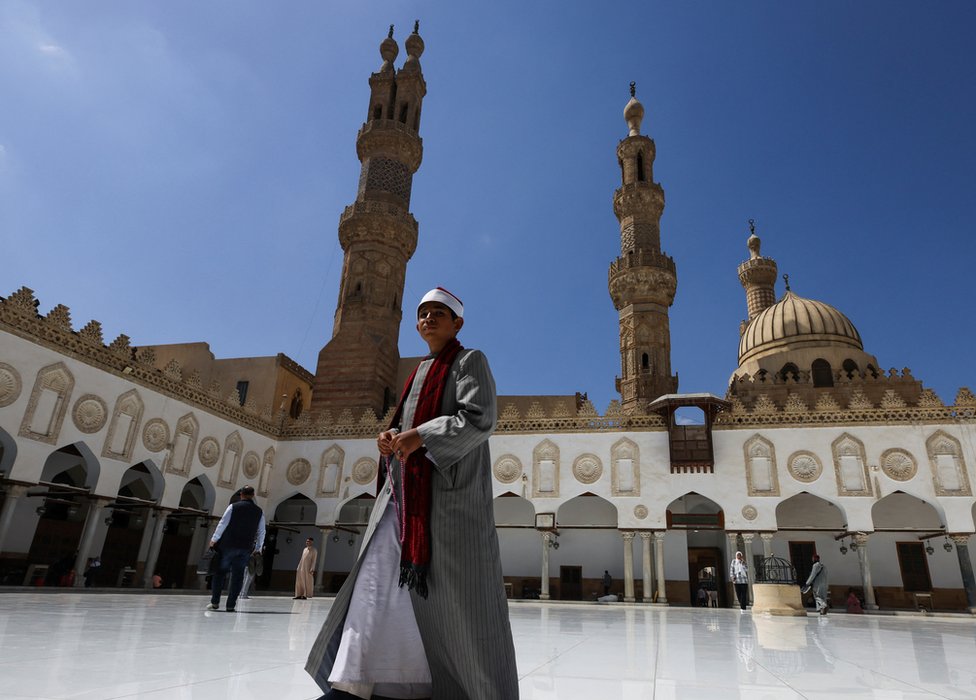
[{"left": 2, "top": 1, "right": 975, "bottom": 412}]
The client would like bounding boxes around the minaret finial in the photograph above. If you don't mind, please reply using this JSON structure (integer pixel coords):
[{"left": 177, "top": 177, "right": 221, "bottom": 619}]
[
  {"left": 748, "top": 218, "right": 756, "bottom": 235},
  {"left": 783, "top": 273, "right": 791, "bottom": 292},
  {"left": 388, "top": 24, "right": 394, "bottom": 38},
  {"left": 413, "top": 20, "right": 419, "bottom": 34},
  {"left": 630, "top": 81, "right": 636, "bottom": 98}
]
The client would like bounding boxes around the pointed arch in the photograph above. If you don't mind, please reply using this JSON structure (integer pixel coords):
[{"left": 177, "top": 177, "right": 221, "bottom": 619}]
[
  {"left": 831, "top": 432, "right": 872, "bottom": 496},
  {"left": 743, "top": 434, "right": 779, "bottom": 496},
  {"left": 493, "top": 493, "right": 535, "bottom": 526},
  {"left": 19, "top": 362, "right": 74, "bottom": 444},
  {"left": 40, "top": 441, "right": 101, "bottom": 490},
  {"left": 926, "top": 430, "right": 971, "bottom": 496},
  {"left": 120, "top": 460, "right": 164, "bottom": 501},
  {"left": 558, "top": 494, "right": 618, "bottom": 528},
  {"left": 317, "top": 444, "right": 345, "bottom": 497},
  {"left": 0, "top": 425, "right": 17, "bottom": 477},
  {"left": 102, "top": 389, "right": 144, "bottom": 461},
  {"left": 532, "top": 439, "right": 560, "bottom": 497},
  {"left": 666, "top": 492, "right": 725, "bottom": 530},
  {"left": 270, "top": 492, "right": 317, "bottom": 524},
  {"left": 775, "top": 491, "right": 846, "bottom": 530},
  {"left": 217, "top": 431, "right": 243, "bottom": 488},
  {"left": 180, "top": 474, "right": 215, "bottom": 513},
  {"left": 164, "top": 413, "right": 198, "bottom": 476},
  {"left": 611, "top": 437, "right": 640, "bottom": 495},
  {"left": 871, "top": 491, "right": 944, "bottom": 530}
]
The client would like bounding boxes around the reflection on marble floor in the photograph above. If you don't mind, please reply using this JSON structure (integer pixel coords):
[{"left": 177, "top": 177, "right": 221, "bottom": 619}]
[{"left": 0, "top": 593, "right": 974, "bottom": 699}]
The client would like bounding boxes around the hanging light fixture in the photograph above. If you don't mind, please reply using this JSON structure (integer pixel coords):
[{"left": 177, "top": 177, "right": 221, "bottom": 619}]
[
  {"left": 925, "top": 543, "right": 935, "bottom": 556},
  {"left": 944, "top": 537, "right": 954, "bottom": 553},
  {"left": 839, "top": 540, "right": 848, "bottom": 555},
  {"left": 850, "top": 540, "right": 859, "bottom": 552}
]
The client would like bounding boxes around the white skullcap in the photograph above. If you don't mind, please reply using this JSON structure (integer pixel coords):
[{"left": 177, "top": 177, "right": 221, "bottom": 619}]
[{"left": 418, "top": 287, "right": 463, "bottom": 318}]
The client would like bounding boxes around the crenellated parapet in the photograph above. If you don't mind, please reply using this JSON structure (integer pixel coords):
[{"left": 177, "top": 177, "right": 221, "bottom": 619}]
[{"left": 0, "top": 287, "right": 279, "bottom": 435}]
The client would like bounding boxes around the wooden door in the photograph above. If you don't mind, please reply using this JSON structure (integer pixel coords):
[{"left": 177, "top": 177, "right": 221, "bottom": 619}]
[{"left": 560, "top": 565, "right": 582, "bottom": 600}]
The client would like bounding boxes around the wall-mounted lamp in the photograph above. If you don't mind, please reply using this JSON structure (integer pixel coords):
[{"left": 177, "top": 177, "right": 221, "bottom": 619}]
[
  {"left": 67, "top": 506, "right": 79, "bottom": 518},
  {"left": 104, "top": 516, "right": 114, "bottom": 526},
  {"left": 286, "top": 535, "right": 293, "bottom": 544},
  {"left": 35, "top": 506, "right": 46, "bottom": 517},
  {"left": 926, "top": 543, "right": 935, "bottom": 556},
  {"left": 347, "top": 538, "right": 354, "bottom": 546},
  {"left": 839, "top": 542, "right": 848, "bottom": 555},
  {"left": 944, "top": 537, "right": 954, "bottom": 553},
  {"left": 850, "top": 540, "right": 859, "bottom": 552},
  {"left": 547, "top": 535, "right": 560, "bottom": 550},
  {"left": 332, "top": 534, "right": 339, "bottom": 543}
]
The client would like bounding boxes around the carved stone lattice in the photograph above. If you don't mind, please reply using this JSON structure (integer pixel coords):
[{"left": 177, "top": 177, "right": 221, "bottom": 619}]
[
  {"left": 78, "top": 320, "right": 104, "bottom": 345},
  {"left": 880, "top": 390, "right": 907, "bottom": 409},
  {"left": 7, "top": 286, "right": 37, "bottom": 311},
  {"left": 108, "top": 334, "right": 131, "bottom": 357},
  {"left": 198, "top": 437, "right": 220, "bottom": 468},
  {"left": 242, "top": 451, "right": 261, "bottom": 479},
  {"left": 848, "top": 390, "right": 872, "bottom": 409},
  {"left": 362, "top": 157, "right": 412, "bottom": 202},
  {"left": 136, "top": 346, "right": 156, "bottom": 366},
  {"left": 286, "top": 458, "right": 312, "bottom": 486},
  {"left": 0, "top": 363, "right": 22, "bottom": 408},
  {"left": 572, "top": 453, "right": 603, "bottom": 484},
  {"left": 493, "top": 455, "right": 522, "bottom": 484},
  {"left": 880, "top": 448, "right": 917, "bottom": 481},
  {"left": 142, "top": 418, "right": 170, "bottom": 452},
  {"left": 72, "top": 395, "right": 108, "bottom": 434},
  {"left": 352, "top": 457, "right": 377, "bottom": 485},
  {"left": 163, "top": 359, "right": 182, "bottom": 381},
  {"left": 783, "top": 393, "right": 807, "bottom": 413},
  {"left": 788, "top": 450, "right": 823, "bottom": 483},
  {"left": 46, "top": 304, "right": 73, "bottom": 331}
]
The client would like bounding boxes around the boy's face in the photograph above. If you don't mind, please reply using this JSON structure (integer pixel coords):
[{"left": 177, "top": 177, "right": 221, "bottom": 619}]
[{"left": 416, "top": 301, "right": 463, "bottom": 352}]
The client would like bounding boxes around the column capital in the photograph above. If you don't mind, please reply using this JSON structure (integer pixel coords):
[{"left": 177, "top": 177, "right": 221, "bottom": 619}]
[
  {"left": 950, "top": 534, "right": 972, "bottom": 546},
  {"left": 759, "top": 532, "right": 775, "bottom": 542},
  {"left": 639, "top": 531, "right": 653, "bottom": 541},
  {"left": 542, "top": 531, "right": 554, "bottom": 544},
  {"left": 621, "top": 530, "right": 636, "bottom": 542},
  {"left": 653, "top": 530, "right": 666, "bottom": 542},
  {"left": 2, "top": 484, "right": 30, "bottom": 498},
  {"left": 742, "top": 533, "right": 755, "bottom": 543},
  {"left": 852, "top": 532, "right": 871, "bottom": 546}
]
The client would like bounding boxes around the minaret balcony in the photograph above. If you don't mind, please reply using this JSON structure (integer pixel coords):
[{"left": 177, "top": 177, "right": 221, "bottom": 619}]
[
  {"left": 609, "top": 250, "right": 676, "bottom": 276},
  {"left": 613, "top": 182, "right": 664, "bottom": 220},
  {"left": 356, "top": 120, "right": 423, "bottom": 169}
]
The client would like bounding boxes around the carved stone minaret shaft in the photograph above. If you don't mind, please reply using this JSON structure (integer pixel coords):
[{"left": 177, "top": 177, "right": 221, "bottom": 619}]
[
  {"left": 311, "top": 24, "right": 427, "bottom": 416},
  {"left": 608, "top": 84, "right": 678, "bottom": 411},
  {"left": 737, "top": 224, "right": 778, "bottom": 335}
]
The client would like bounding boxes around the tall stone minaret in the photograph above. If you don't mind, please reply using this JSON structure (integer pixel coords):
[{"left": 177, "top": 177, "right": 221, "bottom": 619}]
[
  {"left": 608, "top": 83, "right": 678, "bottom": 411},
  {"left": 311, "top": 23, "right": 426, "bottom": 417},
  {"left": 736, "top": 220, "right": 778, "bottom": 335}
]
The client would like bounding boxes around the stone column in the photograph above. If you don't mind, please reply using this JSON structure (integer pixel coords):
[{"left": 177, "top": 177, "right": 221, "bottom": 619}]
[
  {"left": 0, "top": 484, "right": 28, "bottom": 555},
  {"left": 743, "top": 533, "right": 756, "bottom": 604},
  {"left": 726, "top": 531, "right": 738, "bottom": 606},
  {"left": 639, "top": 531, "right": 653, "bottom": 603},
  {"left": 315, "top": 527, "right": 330, "bottom": 591},
  {"left": 653, "top": 531, "right": 668, "bottom": 604},
  {"left": 950, "top": 534, "right": 976, "bottom": 612},
  {"left": 540, "top": 531, "right": 552, "bottom": 600},
  {"left": 622, "top": 531, "right": 636, "bottom": 602},
  {"left": 853, "top": 533, "right": 878, "bottom": 610},
  {"left": 760, "top": 532, "right": 774, "bottom": 559},
  {"left": 73, "top": 497, "right": 112, "bottom": 588},
  {"left": 142, "top": 508, "right": 172, "bottom": 589}
]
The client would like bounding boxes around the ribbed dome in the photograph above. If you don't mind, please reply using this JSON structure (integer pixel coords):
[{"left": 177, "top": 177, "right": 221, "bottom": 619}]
[{"left": 738, "top": 291, "right": 863, "bottom": 364}]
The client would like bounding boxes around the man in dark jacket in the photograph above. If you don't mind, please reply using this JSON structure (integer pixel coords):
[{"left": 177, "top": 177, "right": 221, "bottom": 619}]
[{"left": 207, "top": 485, "right": 265, "bottom": 612}]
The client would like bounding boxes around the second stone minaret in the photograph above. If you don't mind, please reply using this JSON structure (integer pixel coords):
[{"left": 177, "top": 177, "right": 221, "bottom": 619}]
[
  {"left": 608, "top": 84, "right": 678, "bottom": 411},
  {"left": 311, "top": 24, "right": 427, "bottom": 417}
]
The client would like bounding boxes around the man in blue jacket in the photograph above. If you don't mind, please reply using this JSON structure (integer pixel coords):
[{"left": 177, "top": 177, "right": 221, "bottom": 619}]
[{"left": 207, "top": 485, "right": 265, "bottom": 612}]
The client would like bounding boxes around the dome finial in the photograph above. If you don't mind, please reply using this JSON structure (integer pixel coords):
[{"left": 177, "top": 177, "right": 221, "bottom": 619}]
[
  {"left": 404, "top": 19, "right": 424, "bottom": 65},
  {"left": 379, "top": 25, "right": 399, "bottom": 70},
  {"left": 746, "top": 219, "right": 762, "bottom": 259},
  {"left": 624, "top": 82, "right": 644, "bottom": 137},
  {"left": 783, "top": 273, "right": 791, "bottom": 292},
  {"left": 388, "top": 24, "right": 394, "bottom": 39},
  {"left": 413, "top": 19, "right": 419, "bottom": 34}
]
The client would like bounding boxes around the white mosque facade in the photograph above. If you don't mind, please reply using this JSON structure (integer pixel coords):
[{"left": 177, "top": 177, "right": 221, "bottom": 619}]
[{"left": 1, "top": 28, "right": 975, "bottom": 613}]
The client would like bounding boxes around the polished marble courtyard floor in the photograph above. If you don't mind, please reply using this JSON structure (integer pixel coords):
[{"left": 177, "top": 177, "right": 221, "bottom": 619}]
[{"left": 1, "top": 593, "right": 975, "bottom": 699}]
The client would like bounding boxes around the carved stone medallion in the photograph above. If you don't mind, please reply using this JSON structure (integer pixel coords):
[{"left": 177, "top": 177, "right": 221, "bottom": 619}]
[
  {"left": 572, "top": 453, "right": 603, "bottom": 484},
  {"left": 72, "top": 394, "right": 108, "bottom": 434},
  {"left": 0, "top": 363, "right": 22, "bottom": 407},
  {"left": 198, "top": 437, "right": 220, "bottom": 468},
  {"left": 788, "top": 451, "right": 823, "bottom": 483},
  {"left": 493, "top": 455, "right": 522, "bottom": 484},
  {"left": 881, "top": 448, "right": 917, "bottom": 481},
  {"left": 286, "top": 458, "right": 311, "bottom": 486},
  {"left": 634, "top": 505, "right": 649, "bottom": 520},
  {"left": 142, "top": 418, "right": 170, "bottom": 452},
  {"left": 352, "top": 457, "right": 378, "bottom": 485},
  {"left": 742, "top": 505, "right": 758, "bottom": 521},
  {"left": 242, "top": 451, "right": 261, "bottom": 479}
]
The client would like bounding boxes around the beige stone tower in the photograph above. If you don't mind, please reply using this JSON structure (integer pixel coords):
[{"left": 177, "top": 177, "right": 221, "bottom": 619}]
[
  {"left": 311, "top": 24, "right": 426, "bottom": 417},
  {"left": 609, "top": 84, "right": 678, "bottom": 411},
  {"left": 737, "top": 220, "right": 778, "bottom": 335}
]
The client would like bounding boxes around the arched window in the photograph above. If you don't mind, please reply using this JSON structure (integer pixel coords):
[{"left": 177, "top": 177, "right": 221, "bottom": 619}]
[
  {"left": 779, "top": 363, "right": 799, "bottom": 382},
  {"left": 636, "top": 152, "right": 646, "bottom": 182},
  {"left": 372, "top": 104, "right": 382, "bottom": 120},
  {"left": 641, "top": 353, "right": 650, "bottom": 371},
  {"left": 755, "top": 369, "right": 769, "bottom": 383},
  {"left": 289, "top": 390, "right": 303, "bottom": 419},
  {"left": 618, "top": 158, "right": 625, "bottom": 181},
  {"left": 413, "top": 107, "right": 421, "bottom": 131},
  {"left": 398, "top": 103, "right": 408, "bottom": 124},
  {"left": 812, "top": 359, "right": 834, "bottom": 387},
  {"left": 866, "top": 363, "right": 879, "bottom": 379},
  {"left": 842, "top": 359, "right": 859, "bottom": 378}
]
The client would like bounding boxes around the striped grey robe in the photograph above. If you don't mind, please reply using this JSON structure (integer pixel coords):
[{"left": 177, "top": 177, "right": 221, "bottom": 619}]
[{"left": 306, "top": 348, "right": 519, "bottom": 699}]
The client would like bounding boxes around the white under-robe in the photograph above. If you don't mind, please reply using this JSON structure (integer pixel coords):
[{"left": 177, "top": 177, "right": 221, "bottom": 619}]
[{"left": 328, "top": 360, "right": 434, "bottom": 699}]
